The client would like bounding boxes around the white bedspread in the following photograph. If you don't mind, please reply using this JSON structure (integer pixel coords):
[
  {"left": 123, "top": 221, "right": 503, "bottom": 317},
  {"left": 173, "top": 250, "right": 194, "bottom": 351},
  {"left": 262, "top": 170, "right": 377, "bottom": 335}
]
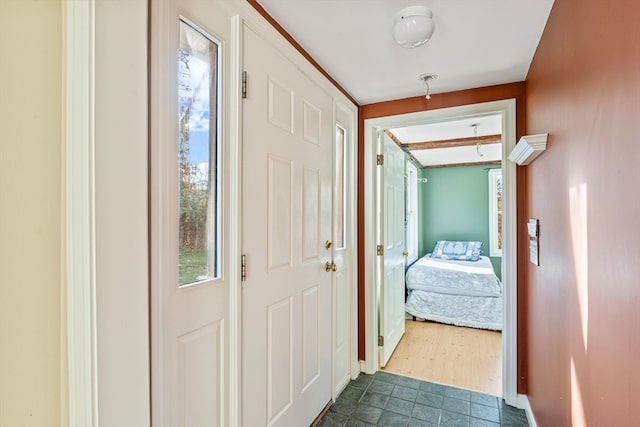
[
  {"left": 405, "top": 255, "right": 501, "bottom": 297},
  {"left": 405, "top": 255, "right": 503, "bottom": 331}
]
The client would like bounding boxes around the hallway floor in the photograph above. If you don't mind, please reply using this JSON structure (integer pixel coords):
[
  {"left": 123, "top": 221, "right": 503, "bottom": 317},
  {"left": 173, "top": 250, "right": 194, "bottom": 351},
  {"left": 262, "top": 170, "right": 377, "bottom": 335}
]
[
  {"left": 316, "top": 371, "right": 528, "bottom": 427},
  {"left": 382, "top": 320, "right": 502, "bottom": 396}
]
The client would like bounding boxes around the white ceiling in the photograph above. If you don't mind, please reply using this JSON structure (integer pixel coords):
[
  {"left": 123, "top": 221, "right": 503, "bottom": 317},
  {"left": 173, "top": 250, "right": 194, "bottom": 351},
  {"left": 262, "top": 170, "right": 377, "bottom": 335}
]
[
  {"left": 255, "top": 0, "right": 553, "bottom": 166},
  {"left": 256, "top": 0, "right": 554, "bottom": 106}
]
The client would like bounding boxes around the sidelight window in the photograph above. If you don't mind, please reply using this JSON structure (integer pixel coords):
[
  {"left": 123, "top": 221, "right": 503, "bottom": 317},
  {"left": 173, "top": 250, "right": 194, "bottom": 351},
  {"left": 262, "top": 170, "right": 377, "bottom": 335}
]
[{"left": 177, "top": 19, "right": 221, "bottom": 286}]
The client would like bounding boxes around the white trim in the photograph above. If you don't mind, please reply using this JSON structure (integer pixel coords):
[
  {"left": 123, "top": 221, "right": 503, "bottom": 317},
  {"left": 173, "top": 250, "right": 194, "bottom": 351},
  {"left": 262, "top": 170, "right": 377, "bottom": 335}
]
[
  {"left": 508, "top": 133, "right": 548, "bottom": 165},
  {"left": 363, "top": 100, "right": 519, "bottom": 403},
  {"left": 500, "top": 100, "right": 519, "bottom": 406},
  {"left": 362, "top": 126, "right": 379, "bottom": 373},
  {"left": 65, "top": 0, "right": 98, "bottom": 425},
  {"left": 229, "top": 14, "right": 243, "bottom": 427},
  {"left": 149, "top": 0, "right": 168, "bottom": 423},
  {"left": 510, "top": 394, "right": 538, "bottom": 427},
  {"left": 336, "top": 99, "right": 360, "bottom": 384}
]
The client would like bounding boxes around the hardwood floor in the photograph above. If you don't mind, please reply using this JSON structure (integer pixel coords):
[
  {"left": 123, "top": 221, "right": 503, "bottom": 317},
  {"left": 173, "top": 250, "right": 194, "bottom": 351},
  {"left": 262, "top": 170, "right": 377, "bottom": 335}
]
[{"left": 381, "top": 319, "right": 502, "bottom": 396}]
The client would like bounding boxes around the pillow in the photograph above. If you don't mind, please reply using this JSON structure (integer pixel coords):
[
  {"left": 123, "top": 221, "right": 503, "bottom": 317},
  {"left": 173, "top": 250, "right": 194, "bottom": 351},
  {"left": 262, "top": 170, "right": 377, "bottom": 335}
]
[{"left": 431, "top": 240, "right": 483, "bottom": 261}]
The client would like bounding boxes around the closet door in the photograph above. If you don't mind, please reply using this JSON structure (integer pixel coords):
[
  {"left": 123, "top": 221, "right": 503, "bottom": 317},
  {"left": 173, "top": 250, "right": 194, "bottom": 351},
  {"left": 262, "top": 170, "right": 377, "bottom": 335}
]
[{"left": 241, "top": 23, "right": 333, "bottom": 427}]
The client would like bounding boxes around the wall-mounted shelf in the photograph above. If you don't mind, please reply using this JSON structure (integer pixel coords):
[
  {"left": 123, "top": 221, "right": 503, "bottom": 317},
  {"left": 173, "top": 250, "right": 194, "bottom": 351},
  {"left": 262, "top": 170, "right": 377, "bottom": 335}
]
[{"left": 508, "top": 133, "right": 548, "bottom": 165}]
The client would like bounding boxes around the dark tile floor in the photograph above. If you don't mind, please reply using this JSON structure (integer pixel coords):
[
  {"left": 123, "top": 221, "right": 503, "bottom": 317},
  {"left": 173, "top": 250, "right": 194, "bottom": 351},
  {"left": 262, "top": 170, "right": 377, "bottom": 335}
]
[{"left": 316, "top": 371, "right": 529, "bottom": 427}]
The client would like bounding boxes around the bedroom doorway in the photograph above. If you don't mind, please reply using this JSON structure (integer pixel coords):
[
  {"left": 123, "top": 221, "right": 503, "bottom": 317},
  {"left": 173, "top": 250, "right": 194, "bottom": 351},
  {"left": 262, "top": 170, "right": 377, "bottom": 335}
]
[{"left": 363, "top": 99, "right": 521, "bottom": 407}]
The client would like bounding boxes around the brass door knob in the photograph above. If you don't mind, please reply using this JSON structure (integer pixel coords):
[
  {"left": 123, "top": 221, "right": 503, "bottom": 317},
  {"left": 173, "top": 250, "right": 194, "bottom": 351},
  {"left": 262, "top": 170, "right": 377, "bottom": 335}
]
[
  {"left": 402, "top": 251, "right": 409, "bottom": 256},
  {"left": 324, "top": 240, "right": 332, "bottom": 250},
  {"left": 325, "top": 261, "right": 337, "bottom": 272}
]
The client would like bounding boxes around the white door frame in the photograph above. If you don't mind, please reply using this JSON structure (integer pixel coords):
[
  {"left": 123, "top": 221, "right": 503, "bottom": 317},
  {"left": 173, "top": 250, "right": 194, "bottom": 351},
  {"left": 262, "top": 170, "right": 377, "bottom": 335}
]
[
  {"left": 65, "top": 1, "right": 98, "bottom": 425},
  {"left": 363, "top": 99, "right": 524, "bottom": 408}
]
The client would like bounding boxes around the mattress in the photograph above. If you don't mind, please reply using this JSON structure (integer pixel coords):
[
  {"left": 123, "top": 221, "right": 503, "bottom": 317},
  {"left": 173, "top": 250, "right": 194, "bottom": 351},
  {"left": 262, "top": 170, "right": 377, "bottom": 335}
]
[{"left": 405, "top": 255, "right": 501, "bottom": 297}]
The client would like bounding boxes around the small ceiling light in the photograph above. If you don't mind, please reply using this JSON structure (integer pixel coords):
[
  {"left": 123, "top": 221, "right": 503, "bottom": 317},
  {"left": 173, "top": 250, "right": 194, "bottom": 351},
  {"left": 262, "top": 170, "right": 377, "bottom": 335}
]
[
  {"left": 471, "top": 123, "right": 484, "bottom": 157},
  {"left": 393, "top": 5, "right": 436, "bottom": 48},
  {"left": 419, "top": 73, "right": 437, "bottom": 99}
]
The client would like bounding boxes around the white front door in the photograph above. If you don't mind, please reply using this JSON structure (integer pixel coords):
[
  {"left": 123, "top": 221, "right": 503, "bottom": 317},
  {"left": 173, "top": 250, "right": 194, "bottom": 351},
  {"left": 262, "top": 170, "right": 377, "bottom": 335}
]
[
  {"left": 241, "top": 24, "right": 333, "bottom": 427},
  {"left": 379, "top": 131, "right": 407, "bottom": 367},
  {"left": 150, "top": 1, "right": 235, "bottom": 426}
]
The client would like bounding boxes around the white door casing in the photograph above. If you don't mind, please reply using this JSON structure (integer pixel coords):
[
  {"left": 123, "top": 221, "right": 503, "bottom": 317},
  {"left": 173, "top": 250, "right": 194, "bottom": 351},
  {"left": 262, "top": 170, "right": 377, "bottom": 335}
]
[
  {"left": 378, "top": 132, "right": 407, "bottom": 367},
  {"left": 150, "top": 1, "right": 237, "bottom": 426},
  {"left": 363, "top": 100, "right": 521, "bottom": 407},
  {"left": 241, "top": 23, "right": 332, "bottom": 427}
]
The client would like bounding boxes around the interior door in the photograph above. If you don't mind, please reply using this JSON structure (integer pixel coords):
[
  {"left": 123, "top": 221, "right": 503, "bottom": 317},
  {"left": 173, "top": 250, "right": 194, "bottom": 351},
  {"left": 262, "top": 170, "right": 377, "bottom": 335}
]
[
  {"left": 150, "top": 1, "right": 234, "bottom": 426},
  {"left": 241, "top": 24, "right": 333, "bottom": 427},
  {"left": 379, "top": 131, "right": 407, "bottom": 367}
]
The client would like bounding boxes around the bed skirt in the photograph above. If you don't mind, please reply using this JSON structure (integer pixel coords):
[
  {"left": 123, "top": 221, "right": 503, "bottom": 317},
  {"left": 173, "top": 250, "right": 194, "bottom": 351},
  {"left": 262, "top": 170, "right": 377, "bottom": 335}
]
[{"left": 405, "top": 290, "right": 502, "bottom": 331}]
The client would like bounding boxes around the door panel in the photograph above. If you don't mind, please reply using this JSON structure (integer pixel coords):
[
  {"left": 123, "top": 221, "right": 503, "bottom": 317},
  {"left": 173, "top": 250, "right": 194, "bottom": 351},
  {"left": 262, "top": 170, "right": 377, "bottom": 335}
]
[
  {"left": 379, "top": 132, "right": 406, "bottom": 367},
  {"left": 242, "top": 24, "right": 332, "bottom": 427},
  {"left": 332, "top": 107, "right": 355, "bottom": 397},
  {"left": 177, "top": 321, "right": 222, "bottom": 424},
  {"left": 150, "top": 1, "right": 234, "bottom": 426}
]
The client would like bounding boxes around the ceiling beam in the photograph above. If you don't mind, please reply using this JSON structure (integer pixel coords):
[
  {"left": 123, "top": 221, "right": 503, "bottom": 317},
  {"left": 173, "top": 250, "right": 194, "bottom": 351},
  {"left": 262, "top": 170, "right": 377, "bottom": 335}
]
[
  {"left": 384, "top": 130, "right": 422, "bottom": 166},
  {"left": 391, "top": 133, "right": 502, "bottom": 151},
  {"left": 424, "top": 160, "right": 501, "bottom": 169},
  {"left": 384, "top": 130, "right": 503, "bottom": 169}
]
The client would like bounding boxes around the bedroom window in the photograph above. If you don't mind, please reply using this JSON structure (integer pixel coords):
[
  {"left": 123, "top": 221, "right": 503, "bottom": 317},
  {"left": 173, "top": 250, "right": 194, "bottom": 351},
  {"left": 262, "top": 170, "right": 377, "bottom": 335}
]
[
  {"left": 177, "top": 19, "right": 221, "bottom": 286},
  {"left": 488, "top": 168, "right": 502, "bottom": 257}
]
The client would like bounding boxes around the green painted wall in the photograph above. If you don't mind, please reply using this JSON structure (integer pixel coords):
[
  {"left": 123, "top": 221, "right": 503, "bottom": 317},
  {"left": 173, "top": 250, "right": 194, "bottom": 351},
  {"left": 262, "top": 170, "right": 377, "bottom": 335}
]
[{"left": 417, "top": 164, "right": 502, "bottom": 280}]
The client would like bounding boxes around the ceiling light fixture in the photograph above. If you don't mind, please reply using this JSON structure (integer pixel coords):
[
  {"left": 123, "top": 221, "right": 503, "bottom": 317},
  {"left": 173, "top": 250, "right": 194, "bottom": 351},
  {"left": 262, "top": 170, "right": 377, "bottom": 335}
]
[
  {"left": 471, "top": 123, "right": 484, "bottom": 157},
  {"left": 419, "top": 73, "right": 437, "bottom": 99},
  {"left": 393, "top": 5, "right": 435, "bottom": 48}
]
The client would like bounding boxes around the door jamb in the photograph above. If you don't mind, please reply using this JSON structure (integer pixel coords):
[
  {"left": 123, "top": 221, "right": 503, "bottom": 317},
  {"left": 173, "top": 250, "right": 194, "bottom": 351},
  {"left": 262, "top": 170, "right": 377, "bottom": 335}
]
[
  {"left": 65, "top": 1, "right": 98, "bottom": 425},
  {"left": 363, "top": 99, "right": 522, "bottom": 407}
]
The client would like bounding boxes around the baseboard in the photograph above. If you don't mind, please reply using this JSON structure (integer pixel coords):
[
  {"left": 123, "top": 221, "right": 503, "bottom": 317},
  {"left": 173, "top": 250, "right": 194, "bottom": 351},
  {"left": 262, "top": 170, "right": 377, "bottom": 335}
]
[{"left": 518, "top": 394, "right": 538, "bottom": 427}]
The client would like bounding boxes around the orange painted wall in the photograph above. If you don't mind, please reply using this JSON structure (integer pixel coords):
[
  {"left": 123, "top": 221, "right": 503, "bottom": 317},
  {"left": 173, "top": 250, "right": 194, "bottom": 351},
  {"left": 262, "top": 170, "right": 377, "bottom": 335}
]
[
  {"left": 359, "top": 83, "right": 529, "bottom": 393},
  {"left": 525, "top": 0, "right": 640, "bottom": 424}
]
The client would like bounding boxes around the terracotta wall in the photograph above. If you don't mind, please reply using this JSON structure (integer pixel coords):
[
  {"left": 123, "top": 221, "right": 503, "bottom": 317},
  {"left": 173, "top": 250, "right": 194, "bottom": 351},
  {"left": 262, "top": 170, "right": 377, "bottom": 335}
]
[
  {"left": 525, "top": 0, "right": 640, "bottom": 424},
  {"left": 359, "top": 83, "right": 529, "bottom": 392}
]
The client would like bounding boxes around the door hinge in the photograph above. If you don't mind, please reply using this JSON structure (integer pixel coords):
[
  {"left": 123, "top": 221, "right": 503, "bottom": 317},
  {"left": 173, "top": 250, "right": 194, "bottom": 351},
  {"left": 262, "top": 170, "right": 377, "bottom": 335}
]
[
  {"left": 242, "top": 71, "right": 247, "bottom": 99},
  {"left": 376, "top": 154, "right": 384, "bottom": 165},
  {"left": 378, "top": 335, "right": 384, "bottom": 346},
  {"left": 241, "top": 254, "right": 247, "bottom": 282},
  {"left": 376, "top": 245, "right": 384, "bottom": 256}
]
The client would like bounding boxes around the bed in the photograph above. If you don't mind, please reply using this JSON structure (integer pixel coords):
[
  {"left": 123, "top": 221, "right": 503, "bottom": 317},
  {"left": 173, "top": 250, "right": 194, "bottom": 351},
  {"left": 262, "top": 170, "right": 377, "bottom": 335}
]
[{"left": 404, "top": 241, "right": 502, "bottom": 331}]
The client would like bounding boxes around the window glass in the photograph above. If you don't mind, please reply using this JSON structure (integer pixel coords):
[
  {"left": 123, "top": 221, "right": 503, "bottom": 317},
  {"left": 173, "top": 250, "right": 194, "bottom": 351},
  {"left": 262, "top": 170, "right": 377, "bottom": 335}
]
[
  {"left": 334, "top": 126, "right": 346, "bottom": 249},
  {"left": 178, "top": 19, "right": 220, "bottom": 285}
]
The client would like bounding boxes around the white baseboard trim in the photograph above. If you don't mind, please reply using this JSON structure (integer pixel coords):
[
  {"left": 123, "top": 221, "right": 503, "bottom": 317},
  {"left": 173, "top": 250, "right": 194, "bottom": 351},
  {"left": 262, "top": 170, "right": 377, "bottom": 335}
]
[{"left": 517, "top": 394, "right": 538, "bottom": 427}]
